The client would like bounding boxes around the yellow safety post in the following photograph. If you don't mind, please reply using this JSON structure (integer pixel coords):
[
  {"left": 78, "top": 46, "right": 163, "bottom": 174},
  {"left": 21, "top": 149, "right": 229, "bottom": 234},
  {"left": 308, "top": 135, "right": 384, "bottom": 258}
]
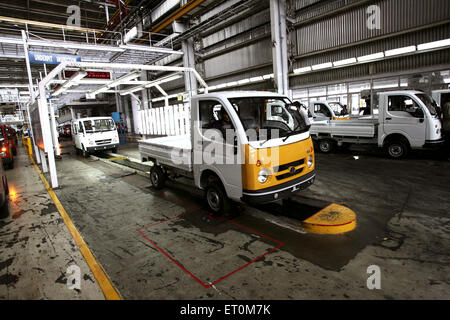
[{"left": 26, "top": 138, "right": 32, "bottom": 156}]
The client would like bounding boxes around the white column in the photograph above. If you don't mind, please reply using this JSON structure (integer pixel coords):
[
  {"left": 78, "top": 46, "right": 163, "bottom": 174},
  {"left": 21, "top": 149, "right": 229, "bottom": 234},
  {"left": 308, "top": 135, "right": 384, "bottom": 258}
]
[
  {"left": 38, "top": 86, "right": 58, "bottom": 189},
  {"left": 270, "top": 0, "right": 289, "bottom": 95},
  {"left": 49, "top": 100, "right": 60, "bottom": 156},
  {"left": 182, "top": 38, "right": 198, "bottom": 96},
  {"left": 131, "top": 96, "right": 141, "bottom": 135},
  {"left": 40, "top": 149, "right": 48, "bottom": 173},
  {"left": 21, "top": 30, "right": 41, "bottom": 164}
]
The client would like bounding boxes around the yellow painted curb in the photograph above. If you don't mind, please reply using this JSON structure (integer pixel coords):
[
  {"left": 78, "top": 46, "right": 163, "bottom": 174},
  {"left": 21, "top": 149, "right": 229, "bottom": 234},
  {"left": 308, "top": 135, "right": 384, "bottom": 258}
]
[
  {"left": 29, "top": 155, "right": 121, "bottom": 300},
  {"left": 301, "top": 203, "right": 357, "bottom": 235}
]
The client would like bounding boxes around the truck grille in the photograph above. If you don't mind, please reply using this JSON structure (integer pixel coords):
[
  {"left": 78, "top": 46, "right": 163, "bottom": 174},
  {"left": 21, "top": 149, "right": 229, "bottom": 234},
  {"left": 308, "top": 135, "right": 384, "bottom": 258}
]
[
  {"left": 276, "top": 167, "right": 304, "bottom": 181},
  {"left": 95, "top": 139, "right": 112, "bottom": 145},
  {"left": 273, "top": 159, "right": 305, "bottom": 173}
]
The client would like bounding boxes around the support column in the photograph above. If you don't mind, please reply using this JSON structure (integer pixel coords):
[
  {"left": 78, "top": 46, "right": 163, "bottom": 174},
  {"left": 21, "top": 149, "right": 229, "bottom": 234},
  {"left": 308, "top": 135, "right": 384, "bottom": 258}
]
[
  {"left": 21, "top": 30, "right": 41, "bottom": 164},
  {"left": 123, "top": 96, "right": 132, "bottom": 133},
  {"left": 270, "top": 0, "right": 289, "bottom": 95},
  {"left": 39, "top": 149, "right": 48, "bottom": 173},
  {"left": 175, "top": 21, "right": 197, "bottom": 97},
  {"left": 130, "top": 96, "right": 141, "bottom": 135}
]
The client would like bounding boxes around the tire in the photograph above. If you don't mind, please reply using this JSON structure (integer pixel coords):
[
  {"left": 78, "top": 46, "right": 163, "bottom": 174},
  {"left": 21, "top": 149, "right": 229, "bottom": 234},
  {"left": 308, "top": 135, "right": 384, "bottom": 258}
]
[
  {"left": 385, "top": 140, "right": 409, "bottom": 159},
  {"left": 150, "top": 166, "right": 166, "bottom": 190},
  {"left": 204, "top": 177, "right": 231, "bottom": 216},
  {"left": 111, "top": 148, "right": 117, "bottom": 153},
  {"left": 8, "top": 160, "right": 14, "bottom": 170},
  {"left": 81, "top": 145, "right": 89, "bottom": 158},
  {"left": 318, "top": 139, "right": 335, "bottom": 154},
  {"left": 13, "top": 148, "right": 17, "bottom": 156}
]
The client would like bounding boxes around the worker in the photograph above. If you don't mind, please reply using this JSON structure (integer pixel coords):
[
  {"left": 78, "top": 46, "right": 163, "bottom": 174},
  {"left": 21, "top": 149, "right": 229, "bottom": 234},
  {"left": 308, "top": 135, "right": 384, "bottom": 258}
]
[
  {"left": 292, "top": 101, "right": 311, "bottom": 127},
  {"left": 212, "top": 108, "right": 233, "bottom": 138},
  {"left": 443, "top": 98, "right": 450, "bottom": 143}
]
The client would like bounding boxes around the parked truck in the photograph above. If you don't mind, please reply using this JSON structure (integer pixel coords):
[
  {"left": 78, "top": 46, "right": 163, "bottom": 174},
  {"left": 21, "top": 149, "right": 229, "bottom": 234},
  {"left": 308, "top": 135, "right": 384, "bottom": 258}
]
[
  {"left": 139, "top": 91, "right": 316, "bottom": 215},
  {"left": 310, "top": 90, "right": 443, "bottom": 159},
  {"left": 308, "top": 100, "right": 351, "bottom": 121},
  {"left": 72, "top": 117, "right": 120, "bottom": 157}
]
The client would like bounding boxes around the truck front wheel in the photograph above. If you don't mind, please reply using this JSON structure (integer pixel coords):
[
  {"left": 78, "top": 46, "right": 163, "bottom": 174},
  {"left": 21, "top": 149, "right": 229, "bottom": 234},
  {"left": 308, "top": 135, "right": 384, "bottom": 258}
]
[
  {"left": 386, "top": 140, "right": 408, "bottom": 159},
  {"left": 150, "top": 165, "right": 166, "bottom": 190},
  {"left": 205, "top": 178, "right": 231, "bottom": 217},
  {"left": 318, "top": 139, "right": 335, "bottom": 154}
]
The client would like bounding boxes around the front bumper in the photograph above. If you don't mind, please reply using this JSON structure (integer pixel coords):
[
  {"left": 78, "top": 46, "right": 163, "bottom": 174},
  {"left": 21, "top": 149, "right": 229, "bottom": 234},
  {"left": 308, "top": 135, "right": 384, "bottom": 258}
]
[
  {"left": 242, "top": 170, "right": 316, "bottom": 205},
  {"left": 86, "top": 143, "right": 119, "bottom": 152}
]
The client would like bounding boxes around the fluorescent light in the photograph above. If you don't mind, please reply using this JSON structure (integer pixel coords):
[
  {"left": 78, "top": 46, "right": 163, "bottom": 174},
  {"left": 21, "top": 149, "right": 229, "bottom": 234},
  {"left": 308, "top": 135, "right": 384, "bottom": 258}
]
[
  {"left": 311, "top": 62, "right": 332, "bottom": 71},
  {"left": 385, "top": 46, "right": 416, "bottom": 57},
  {"left": 444, "top": 78, "right": 450, "bottom": 84},
  {"left": 238, "top": 79, "right": 250, "bottom": 85},
  {"left": 333, "top": 58, "right": 357, "bottom": 67},
  {"left": 216, "top": 83, "right": 227, "bottom": 89},
  {"left": 263, "top": 74, "right": 274, "bottom": 79},
  {"left": 417, "top": 38, "right": 450, "bottom": 51},
  {"left": 357, "top": 52, "right": 384, "bottom": 62},
  {"left": 249, "top": 76, "right": 264, "bottom": 82},
  {"left": 226, "top": 81, "right": 238, "bottom": 87},
  {"left": 293, "top": 66, "right": 312, "bottom": 74},
  {"left": 208, "top": 85, "right": 218, "bottom": 90},
  {"left": 0, "top": 37, "right": 23, "bottom": 45}
]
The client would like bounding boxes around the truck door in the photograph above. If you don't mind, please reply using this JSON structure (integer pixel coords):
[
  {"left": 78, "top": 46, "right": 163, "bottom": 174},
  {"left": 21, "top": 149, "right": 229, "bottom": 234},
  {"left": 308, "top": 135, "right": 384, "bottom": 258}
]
[
  {"left": 313, "top": 103, "right": 332, "bottom": 121},
  {"left": 194, "top": 99, "right": 242, "bottom": 201},
  {"left": 74, "top": 121, "right": 84, "bottom": 149},
  {"left": 383, "top": 94, "right": 427, "bottom": 148}
]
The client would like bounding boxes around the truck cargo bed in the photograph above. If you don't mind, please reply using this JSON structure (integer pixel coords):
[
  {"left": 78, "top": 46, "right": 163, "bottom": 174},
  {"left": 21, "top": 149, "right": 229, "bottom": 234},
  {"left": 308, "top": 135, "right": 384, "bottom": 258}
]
[
  {"left": 138, "top": 135, "right": 192, "bottom": 172},
  {"left": 310, "top": 118, "right": 378, "bottom": 138}
]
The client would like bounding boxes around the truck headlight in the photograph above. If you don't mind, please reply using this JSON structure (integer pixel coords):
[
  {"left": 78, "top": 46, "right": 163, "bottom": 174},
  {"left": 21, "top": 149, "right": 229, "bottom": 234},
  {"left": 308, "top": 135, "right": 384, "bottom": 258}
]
[
  {"left": 89, "top": 141, "right": 94, "bottom": 146},
  {"left": 258, "top": 168, "right": 270, "bottom": 184},
  {"left": 307, "top": 155, "right": 314, "bottom": 168}
]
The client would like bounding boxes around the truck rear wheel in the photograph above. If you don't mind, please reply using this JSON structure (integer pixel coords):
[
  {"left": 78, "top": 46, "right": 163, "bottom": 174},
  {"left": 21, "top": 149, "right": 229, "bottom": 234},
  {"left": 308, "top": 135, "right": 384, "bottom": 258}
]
[
  {"left": 318, "top": 139, "right": 335, "bottom": 154},
  {"left": 386, "top": 140, "right": 408, "bottom": 159},
  {"left": 150, "top": 165, "right": 166, "bottom": 190},
  {"left": 205, "top": 178, "right": 231, "bottom": 217}
]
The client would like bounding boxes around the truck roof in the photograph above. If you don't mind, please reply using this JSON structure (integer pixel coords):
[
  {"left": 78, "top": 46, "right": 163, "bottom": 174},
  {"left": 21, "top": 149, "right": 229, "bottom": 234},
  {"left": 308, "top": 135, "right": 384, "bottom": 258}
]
[
  {"left": 196, "top": 91, "right": 288, "bottom": 99},
  {"left": 376, "top": 90, "right": 425, "bottom": 95},
  {"left": 72, "top": 116, "right": 114, "bottom": 122}
]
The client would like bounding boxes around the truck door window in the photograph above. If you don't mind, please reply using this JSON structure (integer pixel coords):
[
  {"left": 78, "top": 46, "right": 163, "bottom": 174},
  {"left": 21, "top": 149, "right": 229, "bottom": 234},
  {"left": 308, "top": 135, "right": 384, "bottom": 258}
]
[
  {"left": 79, "top": 121, "right": 84, "bottom": 134},
  {"left": 314, "top": 104, "right": 332, "bottom": 118},
  {"left": 388, "top": 96, "right": 423, "bottom": 118},
  {"left": 199, "top": 100, "right": 235, "bottom": 140}
]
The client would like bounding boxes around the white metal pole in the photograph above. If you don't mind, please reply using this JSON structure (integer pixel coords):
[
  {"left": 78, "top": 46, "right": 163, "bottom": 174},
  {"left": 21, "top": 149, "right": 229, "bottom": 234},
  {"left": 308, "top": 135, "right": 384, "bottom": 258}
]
[
  {"left": 21, "top": 30, "right": 41, "bottom": 164},
  {"left": 38, "top": 85, "right": 59, "bottom": 188},
  {"left": 40, "top": 149, "right": 48, "bottom": 173},
  {"left": 49, "top": 100, "right": 60, "bottom": 156}
]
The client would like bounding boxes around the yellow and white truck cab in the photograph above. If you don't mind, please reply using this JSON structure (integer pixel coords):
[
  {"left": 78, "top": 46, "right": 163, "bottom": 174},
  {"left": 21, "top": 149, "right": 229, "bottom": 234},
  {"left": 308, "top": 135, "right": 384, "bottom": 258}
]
[{"left": 139, "top": 91, "right": 316, "bottom": 215}]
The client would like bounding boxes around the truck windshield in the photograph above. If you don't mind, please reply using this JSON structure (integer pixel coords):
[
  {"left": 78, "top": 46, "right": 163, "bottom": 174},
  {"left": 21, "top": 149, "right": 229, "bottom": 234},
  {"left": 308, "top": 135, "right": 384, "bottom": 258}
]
[
  {"left": 229, "top": 97, "right": 309, "bottom": 142},
  {"left": 83, "top": 119, "right": 116, "bottom": 133},
  {"left": 416, "top": 94, "right": 438, "bottom": 116},
  {"left": 328, "top": 102, "right": 349, "bottom": 116}
]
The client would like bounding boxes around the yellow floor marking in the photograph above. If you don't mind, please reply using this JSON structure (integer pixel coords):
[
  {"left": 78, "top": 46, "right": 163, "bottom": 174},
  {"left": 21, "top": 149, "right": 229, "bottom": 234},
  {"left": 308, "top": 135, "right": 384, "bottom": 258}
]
[
  {"left": 301, "top": 203, "right": 357, "bottom": 235},
  {"left": 108, "top": 156, "right": 128, "bottom": 161},
  {"left": 28, "top": 154, "right": 122, "bottom": 300}
]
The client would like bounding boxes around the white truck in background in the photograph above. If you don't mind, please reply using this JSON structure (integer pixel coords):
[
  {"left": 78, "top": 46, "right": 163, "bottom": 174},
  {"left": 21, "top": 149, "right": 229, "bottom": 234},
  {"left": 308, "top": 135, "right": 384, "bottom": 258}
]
[
  {"left": 308, "top": 101, "right": 351, "bottom": 121},
  {"left": 309, "top": 90, "right": 444, "bottom": 159},
  {"left": 72, "top": 117, "right": 120, "bottom": 157}
]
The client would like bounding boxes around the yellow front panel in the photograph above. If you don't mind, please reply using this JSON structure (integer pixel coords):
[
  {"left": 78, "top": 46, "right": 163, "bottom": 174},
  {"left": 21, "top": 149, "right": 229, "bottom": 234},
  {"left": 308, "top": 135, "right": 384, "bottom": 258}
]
[{"left": 242, "top": 137, "right": 315, "bottom": 191}]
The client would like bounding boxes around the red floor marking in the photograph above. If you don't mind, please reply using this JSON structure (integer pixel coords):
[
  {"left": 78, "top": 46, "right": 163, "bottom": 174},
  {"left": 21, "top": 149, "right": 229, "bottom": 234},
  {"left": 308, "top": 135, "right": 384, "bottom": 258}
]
[{"left": 87, "top": 159, "right": 284, "bottom": 288}]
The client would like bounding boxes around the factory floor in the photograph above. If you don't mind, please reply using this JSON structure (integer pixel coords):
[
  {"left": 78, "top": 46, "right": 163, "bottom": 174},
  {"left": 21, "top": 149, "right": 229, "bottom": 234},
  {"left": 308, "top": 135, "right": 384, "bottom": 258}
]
[{"left": 1, "top": 139, "right": 449, "bottom": 300}]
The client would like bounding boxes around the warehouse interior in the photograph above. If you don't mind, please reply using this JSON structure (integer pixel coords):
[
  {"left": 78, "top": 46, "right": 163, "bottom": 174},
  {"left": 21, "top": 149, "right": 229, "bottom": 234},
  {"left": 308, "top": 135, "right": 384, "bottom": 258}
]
[{"left": 0, "top": 0, "right": 449, "bottom": 304}]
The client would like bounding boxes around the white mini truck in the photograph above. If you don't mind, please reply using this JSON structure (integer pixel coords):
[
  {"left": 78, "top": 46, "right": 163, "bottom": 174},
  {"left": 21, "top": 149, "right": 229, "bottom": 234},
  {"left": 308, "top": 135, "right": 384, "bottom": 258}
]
[
  {"left": 139, "top": 91, "right": 316, "bottom": 215},
  {"left": 310, "top": 90, "right": 444, "bottom": 159},
  {"left": 72, "top": 117, "right": 120, "bottom": 157}
]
